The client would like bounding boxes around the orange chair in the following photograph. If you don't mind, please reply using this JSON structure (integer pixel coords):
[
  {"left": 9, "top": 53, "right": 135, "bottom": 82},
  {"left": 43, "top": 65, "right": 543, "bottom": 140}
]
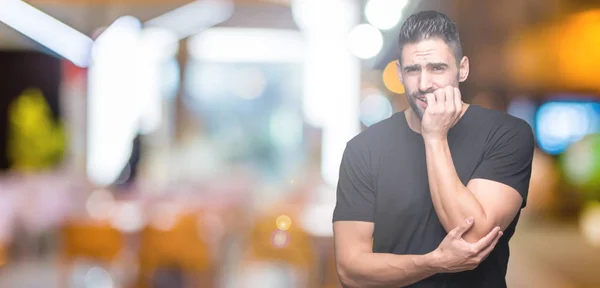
[
  {"left": 60, "top": 220, "right": 124, "bottom": 287},
  {"left": 322, "top": 243, "right": 342, "bottom": 288},
  {"left": 137, "top": 212, "right": 215, "bottom": 288},
  {"left": 242, "top": 211, "right": 318, "bottom": 288},
  {"left": 0, "top": 243, "right": 6, "bottom": 268}
]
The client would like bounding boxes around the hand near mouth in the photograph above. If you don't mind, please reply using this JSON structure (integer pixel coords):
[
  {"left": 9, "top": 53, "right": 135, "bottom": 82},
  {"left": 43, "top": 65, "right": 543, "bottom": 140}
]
[{"left": 421, "top": 85, "right": 464, "bottom": 141}]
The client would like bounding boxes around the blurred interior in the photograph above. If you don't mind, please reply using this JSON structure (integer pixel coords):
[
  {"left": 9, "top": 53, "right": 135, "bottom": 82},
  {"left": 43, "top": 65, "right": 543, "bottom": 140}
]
[{"left": 1, "top": 0, "right": 600, "bottom": 287}]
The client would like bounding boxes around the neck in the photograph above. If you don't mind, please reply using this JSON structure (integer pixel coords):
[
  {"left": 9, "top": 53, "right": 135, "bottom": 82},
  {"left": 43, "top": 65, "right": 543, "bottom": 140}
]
[
  {"left": 405, "top": 103, "right": 470, "bottom": 134},
  {"left": 406, "top": 108, "right": 423, "bottom": 133}
]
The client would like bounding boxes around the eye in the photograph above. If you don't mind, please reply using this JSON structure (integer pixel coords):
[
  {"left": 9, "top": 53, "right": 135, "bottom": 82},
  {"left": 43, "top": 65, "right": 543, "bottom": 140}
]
[{"left": 432, "top": 66, "right": 445, "bottom": 71}]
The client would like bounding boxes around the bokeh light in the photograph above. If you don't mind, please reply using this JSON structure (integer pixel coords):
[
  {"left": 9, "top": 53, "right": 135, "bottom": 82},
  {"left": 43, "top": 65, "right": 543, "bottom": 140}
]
[
  {"left": 85, "top": 189, "right": 116, "bottom": 221},
  {"left": 365, "top": 0, "right": 408, "bottom": 30},
  {"left": 270, "top": 230, "right": 290, "bottom": 249},
  {"left": 276, "top": 215, "right": 292, "bottom": 231},
  {"left": 382, "top": 60, "right": 405, "bottom": 94},
  {"left": 347, "top": 24, "right": 383, "bottom": 59},
  {"left": 291, "top": 0, "right": 356, "bottom": 34},
  {"left": 360, "top": 93, "right": 393, "bottom": 126},
  {"left": 109, "top": 202, "right": 144, "bottom": 233},
  {"left": 536, "top": 101, "right": 600, "bottom": 155},
  {"left": 299, "top": 201, "right": 336, "bottom": 237},
  {"left": 149, "top": 202, "right": 180, "bottom": 231},
  {"left": 580, "top": 202, "right": 600, "bottom": 247},
  {"left": 84, "top": 266, "right": 114, "bottom": 288},
  {"left": 561, "top": 134, "right": 600, "bottom": 196}
]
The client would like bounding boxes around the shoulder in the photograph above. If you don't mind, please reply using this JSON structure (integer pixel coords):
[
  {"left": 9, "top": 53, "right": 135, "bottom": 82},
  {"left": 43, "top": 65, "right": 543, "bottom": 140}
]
[
  {"left": 470, "top": 105, "right": 533, "bottom": 135},
  {"left": 346, "top": 112, "right": 402, "bottom": 151},
  {"left": 470, "top": 105, "right": 534, "bottom": 151}
]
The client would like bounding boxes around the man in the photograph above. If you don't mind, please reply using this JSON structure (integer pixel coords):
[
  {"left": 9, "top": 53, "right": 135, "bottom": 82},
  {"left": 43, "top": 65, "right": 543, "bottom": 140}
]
[{"left": 332, "top": 10, "right": 534, "bottom": 288}]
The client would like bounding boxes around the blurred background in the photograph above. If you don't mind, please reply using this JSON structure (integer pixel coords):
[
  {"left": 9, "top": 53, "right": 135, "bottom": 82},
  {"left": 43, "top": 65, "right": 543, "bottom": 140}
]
[{"left": 0, "top": 0, "right": 599, "bottom": 287}]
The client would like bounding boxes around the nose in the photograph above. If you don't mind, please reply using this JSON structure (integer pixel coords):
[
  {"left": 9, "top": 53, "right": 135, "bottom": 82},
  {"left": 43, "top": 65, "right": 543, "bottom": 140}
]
[{"left": 418, "top": 71, "right": 433, "bottom": 93}]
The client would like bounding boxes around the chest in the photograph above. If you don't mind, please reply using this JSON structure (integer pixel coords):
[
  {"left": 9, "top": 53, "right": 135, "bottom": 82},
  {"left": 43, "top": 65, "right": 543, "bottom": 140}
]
[{"left": 373, "top": 135, "right": 485, "bottom": 218}]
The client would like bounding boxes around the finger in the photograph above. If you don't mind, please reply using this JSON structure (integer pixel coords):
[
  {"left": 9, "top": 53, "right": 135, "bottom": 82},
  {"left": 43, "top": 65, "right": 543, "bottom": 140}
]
[
  {"left": 453, "top": 87, "right": 462, "bottom": 108},
  {"left": 445, "top": 86, "right": 455, "bottom": 110},
  {"left": 453, "top": 87, "right": 462, "bottom": 112},
  {"left": 433, "top": 89, "right": 445, "bottom": 107},
  {"left": 450, "top": 216, "right": 474, "bottom": 238},
  {"left": 473, "top": 226, "right": 501, "bottom": 251},
  {"left": 425, "top": 93, "right": 436, "bottom": 110},
  {"left": 476, "top": 230, "right": 503, "bottom": 259}
]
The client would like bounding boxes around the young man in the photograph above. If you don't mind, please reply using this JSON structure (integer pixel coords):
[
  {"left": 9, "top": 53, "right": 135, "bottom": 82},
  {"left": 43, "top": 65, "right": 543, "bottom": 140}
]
[{"left": 332, "top": 11, "right": 534, "bottom": 288}]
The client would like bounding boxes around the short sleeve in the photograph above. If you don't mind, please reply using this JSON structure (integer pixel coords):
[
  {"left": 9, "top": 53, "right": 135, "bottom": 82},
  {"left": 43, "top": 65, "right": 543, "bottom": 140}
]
[
  {"left": 332, "top": 141, "right": 375, "bottom": 222},
  {"left": 470, "top": 121, "right": 535, "bottom": 208}
]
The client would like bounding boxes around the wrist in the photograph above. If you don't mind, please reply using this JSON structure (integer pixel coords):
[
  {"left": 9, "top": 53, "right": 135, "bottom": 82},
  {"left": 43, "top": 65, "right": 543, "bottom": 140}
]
[
  {"left": 423, "top": 134, "right": 448, "bottom": 145},
  {"left": 420, "top": 250, "right": 445, "bottom": 274}
]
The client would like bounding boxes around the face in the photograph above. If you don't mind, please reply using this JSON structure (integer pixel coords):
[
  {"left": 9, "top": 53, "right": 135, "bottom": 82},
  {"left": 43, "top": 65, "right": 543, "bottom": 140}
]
[{"left": 397, "top": 38, "right": 469, "bottom": 119}]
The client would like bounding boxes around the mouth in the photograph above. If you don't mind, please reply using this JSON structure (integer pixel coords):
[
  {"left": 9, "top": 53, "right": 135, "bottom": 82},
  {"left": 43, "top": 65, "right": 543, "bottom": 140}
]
[{"left": 415, "top": 96, "right": 428, "bottom": 109}]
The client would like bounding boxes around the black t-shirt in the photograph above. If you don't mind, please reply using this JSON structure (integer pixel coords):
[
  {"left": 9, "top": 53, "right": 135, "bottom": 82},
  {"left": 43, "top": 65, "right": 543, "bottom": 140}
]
[{"left": 332, "top": 104, "right": 534, "bottom": 288}]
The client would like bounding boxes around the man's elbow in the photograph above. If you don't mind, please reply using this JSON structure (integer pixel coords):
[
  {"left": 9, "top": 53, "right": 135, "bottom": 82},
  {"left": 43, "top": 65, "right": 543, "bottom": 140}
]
[
  {"left": 337, "top": 261, "right": 362, "bottom": 288},
  {"left": 441, "top": 213, "right": 492, "bottom": 241},
  {"left": 462, "top": 218, "right": 499, "bottom": 243}
]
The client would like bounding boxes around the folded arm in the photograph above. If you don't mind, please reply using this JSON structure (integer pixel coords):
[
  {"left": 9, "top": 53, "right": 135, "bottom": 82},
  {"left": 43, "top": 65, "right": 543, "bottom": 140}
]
[
  {"left": 334, "top": 221, "right": 439, "bottom": 288},
  {"left": 423, "top": 123, "right": 534, "bottom": 242}
]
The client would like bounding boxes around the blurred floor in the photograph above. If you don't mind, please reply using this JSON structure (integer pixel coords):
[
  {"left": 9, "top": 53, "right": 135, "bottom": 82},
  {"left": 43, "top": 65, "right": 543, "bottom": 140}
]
[
  {"left": 508, "top": 217, "right": 600, "bottom": 288},
  {"left": 1, "top": 217, "right": 600, "bottom": 287}
]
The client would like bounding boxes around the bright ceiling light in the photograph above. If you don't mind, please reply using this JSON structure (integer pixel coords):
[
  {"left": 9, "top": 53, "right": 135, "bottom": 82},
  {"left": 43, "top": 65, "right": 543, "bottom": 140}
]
[
  {"left": 87, "top": 16, "right": 143, "bottom": 186},
  {"left": 0, "top": 0, "right": 93, "bottom": 67},
  {"left": 348, "top": 24, "right": 383, "bottom": 59},
  {"left": 145, "top": 0, "right": 233, "bottom": 40},
  {"left": 291, "top": 0, "right": 356, "bottom": 34},
  {"left": 365, "top": 0, "right": 409, "bottom": 30},
  {"left": 138, "top": 27, "right": 179, "bottom": 61},
  {"left": 188, "top": 28, "right": 306, "bottom": 63}
]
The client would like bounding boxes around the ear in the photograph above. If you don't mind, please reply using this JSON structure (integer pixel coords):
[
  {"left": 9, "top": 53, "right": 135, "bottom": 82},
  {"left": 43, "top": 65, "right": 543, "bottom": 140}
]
[
  {"left": 459, "top": 56, "right": 469, "bottom": 82},
  {"left": 396, "top": 60, "right": 404, "bottom": 84}
]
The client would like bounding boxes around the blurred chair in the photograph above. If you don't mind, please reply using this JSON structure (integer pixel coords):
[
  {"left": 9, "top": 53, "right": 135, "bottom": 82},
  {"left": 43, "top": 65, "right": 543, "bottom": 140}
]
[
  {"left": 59, "top": 220, "right": 124, "bottom": 287},
  {"left": 136, "top": 212, "right": 215, "bottom": 288},
  {"left": 321, "top": 243, "right": 342, "bottom": 288},
  {"left": 0, "top": 242, "right": 6, "bottom": 268},
  {"left": 240, "top": 211, "right": 318, "bottom": 288}
]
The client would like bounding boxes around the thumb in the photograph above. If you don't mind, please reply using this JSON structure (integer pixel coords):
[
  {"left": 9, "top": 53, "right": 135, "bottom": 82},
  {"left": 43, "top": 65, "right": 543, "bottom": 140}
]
[{"left": 451, "top": 216, "right": 474, "bottom": 238}]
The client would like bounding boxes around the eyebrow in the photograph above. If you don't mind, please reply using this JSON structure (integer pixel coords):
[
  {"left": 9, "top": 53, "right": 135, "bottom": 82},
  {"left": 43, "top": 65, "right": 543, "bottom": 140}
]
[
  {"left": 428, "top": 62, "right": 449, "bottom": 69},
  {"left": 403, "top": 62, "right": 449, "bottom": 71}
]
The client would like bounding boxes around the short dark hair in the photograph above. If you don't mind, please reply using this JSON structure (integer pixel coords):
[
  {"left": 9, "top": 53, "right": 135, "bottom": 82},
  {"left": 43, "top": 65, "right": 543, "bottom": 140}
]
[{"left": 397, "top": 10, "right": 463, "bottom": 65}]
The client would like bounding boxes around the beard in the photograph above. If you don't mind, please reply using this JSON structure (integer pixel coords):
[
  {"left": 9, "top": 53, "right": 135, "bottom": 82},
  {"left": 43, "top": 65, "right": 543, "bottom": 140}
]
[{"left": 406, "top": 90, "right": 429, "bottom": 120}]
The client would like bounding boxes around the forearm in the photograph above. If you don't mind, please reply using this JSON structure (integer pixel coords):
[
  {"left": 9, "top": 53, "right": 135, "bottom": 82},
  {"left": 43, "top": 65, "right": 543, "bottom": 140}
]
[
  {"left": 424, "top": 137, "right": 489, "bottom": 240},
  {"left": 339, "top": 251, "right": 440, "bottom": 288}
]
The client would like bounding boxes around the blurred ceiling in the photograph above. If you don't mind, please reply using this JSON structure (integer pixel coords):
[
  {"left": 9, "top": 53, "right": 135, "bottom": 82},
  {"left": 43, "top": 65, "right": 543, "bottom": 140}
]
[
  {"left": 0, "top": 0, "right": 294, "bottom": 49},
  {"left": 0, "top": 2, "right": 181, "bottom": 48},
  {"left": 3, "top": 0, "right": 600, "bottom": 94}
]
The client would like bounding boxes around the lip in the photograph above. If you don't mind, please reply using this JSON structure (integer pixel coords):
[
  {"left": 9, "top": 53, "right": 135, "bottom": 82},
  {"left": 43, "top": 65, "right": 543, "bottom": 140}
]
[{"left": 417, "top": 97, "right": 427, "bottom": 108}]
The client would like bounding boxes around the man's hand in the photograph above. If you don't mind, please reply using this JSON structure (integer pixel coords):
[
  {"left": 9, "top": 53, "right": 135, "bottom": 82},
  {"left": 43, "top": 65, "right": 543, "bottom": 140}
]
[
  {"left": 421, "top": 85, "right": 464, "bottom": 140},
  {"left": 430, "top": 216, "right": 503, "bottom": 273}
]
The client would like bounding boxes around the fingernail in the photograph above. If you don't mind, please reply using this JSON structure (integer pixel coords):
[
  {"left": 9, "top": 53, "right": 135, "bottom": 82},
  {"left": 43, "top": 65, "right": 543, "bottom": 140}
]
[{"left": 466, "top": 217, "right": 473, "bottom": 224}]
